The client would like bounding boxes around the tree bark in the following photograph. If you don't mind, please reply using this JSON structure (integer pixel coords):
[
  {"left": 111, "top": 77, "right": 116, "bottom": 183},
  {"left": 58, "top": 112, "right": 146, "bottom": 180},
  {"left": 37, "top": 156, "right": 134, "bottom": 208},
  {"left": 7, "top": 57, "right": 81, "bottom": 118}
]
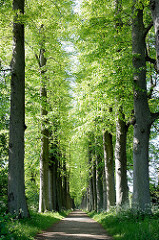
[
  {"left": 56, "top": 158, "right": 62, "bottom": 211},
  {"left": 38, "top": 46, "right": 49, "bottom": 212},
  {"left": 96, "top": 153, "right": 104, "bottom": 212},
  {"left": 103, "top": 167, "right": 107, "bottom": 211},
  {"left": 51, "top": 143, "right": 58, "bottom": 211},
  {"left": 8, "top": 0, "right": 29, "bottom": 218},
  {"left": 48, "top": 167, "right": 53, "bottom": 211},
  {"left": 39, "top": 86, "right": 49, "bottom": 212},
  {"left": 114, "top": 0, "right": 129, "bottom": 208},
  {"left": 132, "top": 3, "right": 151, "bottom": 212},
  {"left": 92, "top": 158, "right": 97, "bottom": 211},
  {"left": 103, "top": 130, "right": 116, "bottom": 210},
  {"left": 63, "top": 160, "right": 67, "bottom": 209},
  {"left": 88, "top": 146, "right": 94, "bottom": 211},
  {"left": 115, "top": 110, "right": 129, "bottom": 207}
]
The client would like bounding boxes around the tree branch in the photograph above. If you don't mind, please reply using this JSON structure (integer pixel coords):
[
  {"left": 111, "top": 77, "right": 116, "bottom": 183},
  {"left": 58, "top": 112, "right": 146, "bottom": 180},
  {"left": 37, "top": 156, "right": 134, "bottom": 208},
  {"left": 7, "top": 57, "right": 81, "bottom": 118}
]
[
  {"left": 153, "top": 123, "right": 159, "bottom": 133},
  {"left": 50, "top": 0, "right": 62, "bottom": 16},
  {"left": 35, "top": 54, "right": 40, "bottom": 68},
  {"left": 145, "top": 54, "right": 156, "bottom": 65},
  {"left": 151, "top": 112, "right": 159, "bottom": 124},
  {"left": 0, "top": 68, "right": 12, "bottom": 72},
  {"left": 147, "top": 73, "right": 157, "bottom": 99},
  {"left": 145, "top": 48, "right": 159, "bottom": 73},
  {"left": 144, "top": 21, "right": 153, "bottom": 38}
]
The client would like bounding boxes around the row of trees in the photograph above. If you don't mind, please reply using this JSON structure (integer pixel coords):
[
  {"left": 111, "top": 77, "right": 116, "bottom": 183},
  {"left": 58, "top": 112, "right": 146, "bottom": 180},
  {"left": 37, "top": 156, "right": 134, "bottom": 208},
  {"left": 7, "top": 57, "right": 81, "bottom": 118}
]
[
  {"left": 0, "top": 0, "right": 159, "bottom": 218},
  {"left": 1, "top": 0, "right": 75, "bottom": 217},
  {"left": 69, "top": 0, "right": 159, "bottom": 212}
]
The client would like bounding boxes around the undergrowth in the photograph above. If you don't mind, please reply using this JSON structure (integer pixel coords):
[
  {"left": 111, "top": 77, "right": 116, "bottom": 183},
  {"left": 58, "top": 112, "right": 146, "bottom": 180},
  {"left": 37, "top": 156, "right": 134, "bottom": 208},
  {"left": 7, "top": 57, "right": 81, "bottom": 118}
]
[
  {"left": 88, "top": 208, "right": 159, "bottom": 240},
  {"left": 0, "top": 208, "right": 70, "bottom": 240}
]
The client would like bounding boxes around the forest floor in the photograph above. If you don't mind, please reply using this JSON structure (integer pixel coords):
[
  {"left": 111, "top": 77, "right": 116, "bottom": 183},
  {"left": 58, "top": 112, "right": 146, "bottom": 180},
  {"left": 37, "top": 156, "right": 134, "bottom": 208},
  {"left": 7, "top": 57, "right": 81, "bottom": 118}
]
[{"left": 35, "top": 210, "right": 113, "bottom": 240}]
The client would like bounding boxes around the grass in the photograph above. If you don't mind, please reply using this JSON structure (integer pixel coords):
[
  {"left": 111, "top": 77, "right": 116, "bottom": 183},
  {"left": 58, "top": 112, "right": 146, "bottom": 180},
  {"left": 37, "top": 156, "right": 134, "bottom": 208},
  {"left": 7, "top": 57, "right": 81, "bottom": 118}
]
[
  {"left": 0, "top": 209, "right": 70, "bottom": 240},
  {"left": 88, "top": 208, "right": 159, "bottom": 240}
]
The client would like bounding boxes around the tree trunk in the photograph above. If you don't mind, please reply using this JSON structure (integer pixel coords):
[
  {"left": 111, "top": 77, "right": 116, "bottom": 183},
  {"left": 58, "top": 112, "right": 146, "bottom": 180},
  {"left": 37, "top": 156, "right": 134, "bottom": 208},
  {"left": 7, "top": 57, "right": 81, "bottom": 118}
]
[
  {"left": 51, "top": 145, "right": 58, "bottom": 211},
  {"left": 88, "top": 180, "right": 93, "bottom": 211},
  {"left": 115, "top": 110, "right": 129, "bottom": 207},
  {"left": 48, "top": 167, "right": 53, "bottom": 211},
  {"left": 114, "top": 0, "right": 129, "bottom": 208},
  {"left": 150, "top": 0, "right": 159, "bottom": 72},
  {"left": 56, "top": 159, "right": 62, "bottom": 211},
  {"left": 8, "top": 0, "right": 29, "bottom": 218},
  {"left": 92, "top": 158, "right": 97, "bottom": 211},
  {"left": 81, "top": 194, "right": 88, "bottom": 210},
  {"left": 96, "top": 154, "right": 104, "bottom": 212},
  {"left": 103, "top": 130, "right": 116, "bottom": 210},
  {"left": 88, "top": 146, "right": 94, "bottom": 211},
  {"left": 62, "top": 159, "right": 67, "bottom": 209},
  {"left": 39, "top": 91, "right": 49, "bottom": 212},
  {"left": 38, "top": 46, "right": 49, "bottom": 212},
  {"left": 103, "top": 167, "right": 107, "bottom": 211},
  {"left": 132, "top": 3, "right": 151, "bottom": 212}
]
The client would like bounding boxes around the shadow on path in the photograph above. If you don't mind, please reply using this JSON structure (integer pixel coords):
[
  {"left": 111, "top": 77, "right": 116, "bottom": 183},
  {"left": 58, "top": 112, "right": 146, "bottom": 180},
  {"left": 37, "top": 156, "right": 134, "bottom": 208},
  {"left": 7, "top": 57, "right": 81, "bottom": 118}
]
[{"left": 35, "top": 210, "right": 113, "bottom": 240}]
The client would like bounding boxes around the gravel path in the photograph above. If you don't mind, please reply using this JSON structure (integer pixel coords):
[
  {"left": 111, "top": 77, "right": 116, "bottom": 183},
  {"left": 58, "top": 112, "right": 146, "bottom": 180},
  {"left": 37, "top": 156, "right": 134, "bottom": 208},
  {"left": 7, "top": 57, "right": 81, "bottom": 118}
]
[{"left": 35, "top": 210, "right": 113, "bottom": 240}]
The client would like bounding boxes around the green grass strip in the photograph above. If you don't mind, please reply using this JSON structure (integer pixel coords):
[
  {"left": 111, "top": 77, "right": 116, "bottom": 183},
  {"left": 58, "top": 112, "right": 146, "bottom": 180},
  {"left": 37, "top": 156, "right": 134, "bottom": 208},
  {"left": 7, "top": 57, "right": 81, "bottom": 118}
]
[
  {"left": 0, "top": 210, "right": 70, "bottom": 240},
  {"left": 88, "top": 209, "right": 159, "bottom": 240}
]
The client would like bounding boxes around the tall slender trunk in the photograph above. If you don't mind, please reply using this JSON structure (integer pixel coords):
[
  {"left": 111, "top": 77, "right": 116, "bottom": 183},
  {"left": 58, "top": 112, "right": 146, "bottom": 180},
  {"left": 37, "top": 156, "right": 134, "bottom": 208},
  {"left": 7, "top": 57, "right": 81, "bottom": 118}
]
[
  {"left": 88, "top": 146, "right": 94, "bottom": 211},
  {"left": 96, "top": 153, "right": 104, "bottom": 212},
  {"left": 56, "top": 159, "right": 62, "bottom": 211},
  {"left": 103, "top": 167, "right": 107, "bottom": 211},
  {"left": 132, "top": 3, "right": 151, "bottom": 212},
  {"left": 115, "top": 110, "right": 129, "bottom": 207},
  {"left": 81, "top": 194, "right": 88, "bottom": 210},
  {"left": 51, "top": 144, "right": 58, "bottom": 210},
  {"left": 103, "top": 130, "right": 116, "bottom": 210},
  {"left": 88, "top": 179, "right": 93, "bottom": 211},
  {"left": 48, "top": 166, "right": 53, "bottom": 211},
  {"left": 114, "top": 0, "right": 129, "bottom": 208},
  {"left": 39, "top": 86, "right": 49, "bottom": 212},
  {"left": 92, "top": 158, "right": 97, "bottom": 211},
  {"left": 8, "top": 0, "right": 29, "bottom": 217},
  {"left": 38, "top": 44, "right": 49, "bottom": 212},
  {"left": 63, "top": 159, "right": 72, "bottom": 209},
  {"left": 63, "top": 158, "right": 67, "bottom": 209}
]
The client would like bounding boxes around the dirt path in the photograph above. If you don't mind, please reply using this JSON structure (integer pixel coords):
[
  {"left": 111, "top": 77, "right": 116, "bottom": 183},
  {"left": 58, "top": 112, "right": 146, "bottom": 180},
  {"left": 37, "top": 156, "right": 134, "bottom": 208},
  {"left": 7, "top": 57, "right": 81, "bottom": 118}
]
[{"left": 35, "top": 210, "right": 113, "bottom": 240}]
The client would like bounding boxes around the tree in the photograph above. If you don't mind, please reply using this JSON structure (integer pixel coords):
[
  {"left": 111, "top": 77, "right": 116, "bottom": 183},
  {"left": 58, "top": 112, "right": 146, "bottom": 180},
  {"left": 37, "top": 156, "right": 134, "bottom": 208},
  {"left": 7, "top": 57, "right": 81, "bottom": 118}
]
[
  {"left": 132, "top": 0, "right": 159, "bottom": 212},
  {"left": 103, "top": 130, "right": 116, "bottom": 210},
  {"left": 115, "top": 109, "right": 130, "bottom": 207},
  {"left": 114, "top": 0, "right": 130, "bottom": 208},
  {"left": 38, "top": 44, "right": 50, "bottom": 213},
  {"left": 8, "top": 0, "right": 29, "bottom": 217},
  {"left": 95, "top": 137, "right": 104, "bottom": 212}
]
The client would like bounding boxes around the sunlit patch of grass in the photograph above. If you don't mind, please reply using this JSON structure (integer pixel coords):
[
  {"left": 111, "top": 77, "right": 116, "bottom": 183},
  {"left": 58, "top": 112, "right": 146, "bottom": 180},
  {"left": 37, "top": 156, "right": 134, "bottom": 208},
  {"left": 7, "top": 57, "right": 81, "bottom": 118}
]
[
  {"left": 88, "top": 208, "right": 159, "bottom": 240},
  {"left": 0, "top": 210, "right": 70, "bottom": 240}
]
